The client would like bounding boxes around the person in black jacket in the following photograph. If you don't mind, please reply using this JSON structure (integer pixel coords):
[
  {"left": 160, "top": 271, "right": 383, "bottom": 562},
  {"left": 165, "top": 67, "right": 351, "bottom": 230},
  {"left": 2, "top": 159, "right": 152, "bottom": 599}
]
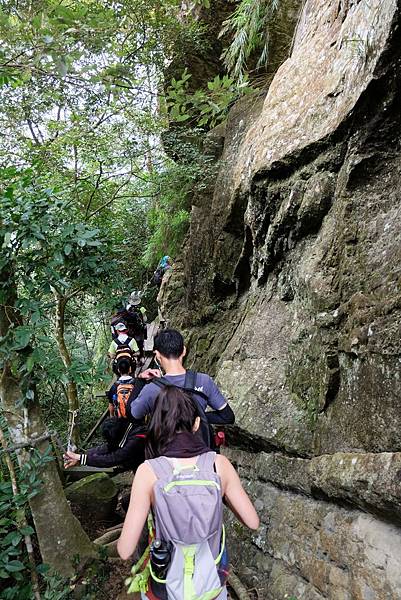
[{"left": 63, "top": 417, "right": 146, "bottom": 472}]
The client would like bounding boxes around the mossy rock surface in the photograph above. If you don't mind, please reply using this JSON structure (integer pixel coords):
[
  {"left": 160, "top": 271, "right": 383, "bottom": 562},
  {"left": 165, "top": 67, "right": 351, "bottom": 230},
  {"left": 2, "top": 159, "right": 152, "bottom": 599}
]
[
  {"left": 65, "top": 472, "right": 118, "bottom": 521},
  {"left": 111, "top": 471, "right": 135, "bottom": 492}
]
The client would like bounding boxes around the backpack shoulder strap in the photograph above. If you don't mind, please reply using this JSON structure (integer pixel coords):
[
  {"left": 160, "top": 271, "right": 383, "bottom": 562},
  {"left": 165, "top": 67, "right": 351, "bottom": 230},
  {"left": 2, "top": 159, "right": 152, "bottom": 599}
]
[
  {"left": 184, "top": 369, "right": 197, "bottom": 389},
  {"left": 116, "top": 337, "right": 133, "bottom": 348},
  {"left": 152, "top": 376, "right": 172, "bottom": 390},
  {"left": 196, "top": 451, "right": 216, "bottom": 471},
  {"left": 117, "top": 377, "right": 135, "bottom": 385},
  {"left": 183, "top": 371, "right": 208, "bottom": 402},
  {"left": 152, "top": 373, "right": 209, "bottom": 402},
  {"left": 146, "top": 456, "right": 173, "bottom": 480}
]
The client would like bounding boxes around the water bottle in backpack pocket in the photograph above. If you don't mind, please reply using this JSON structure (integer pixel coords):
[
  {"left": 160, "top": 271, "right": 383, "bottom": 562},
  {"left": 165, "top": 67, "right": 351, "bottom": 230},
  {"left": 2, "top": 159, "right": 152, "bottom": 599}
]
[{"left": 150, "top": 539, "right": 173, "bottom": 579}]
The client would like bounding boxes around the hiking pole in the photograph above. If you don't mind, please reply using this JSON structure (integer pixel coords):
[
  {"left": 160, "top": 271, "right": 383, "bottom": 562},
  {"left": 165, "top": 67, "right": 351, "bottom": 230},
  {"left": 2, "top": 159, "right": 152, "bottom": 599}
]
[{"left": 82, "top": 406, "right": 109, "bottom": 447}]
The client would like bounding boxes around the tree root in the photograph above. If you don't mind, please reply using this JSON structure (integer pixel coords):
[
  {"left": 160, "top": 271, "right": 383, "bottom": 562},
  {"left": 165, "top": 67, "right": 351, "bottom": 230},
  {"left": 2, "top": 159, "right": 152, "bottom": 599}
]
[
  {"left": 104, "top": 522, "right": 125, "bottom": 532},
  {"left": 228, "top": 569, "right": 252, "bottom": 600},
  {"left": 93, "top": 528, "right": 122, "bottom": 546},
  {"left": 103, "top": 539, "right": 120, "bottom": 557}
]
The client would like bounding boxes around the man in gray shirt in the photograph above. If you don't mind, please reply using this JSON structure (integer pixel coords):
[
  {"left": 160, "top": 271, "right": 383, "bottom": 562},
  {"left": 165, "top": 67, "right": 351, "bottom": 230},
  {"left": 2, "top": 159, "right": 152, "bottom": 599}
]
[{"left": 131, "top": 329, "right": 235, "bottom": 430}]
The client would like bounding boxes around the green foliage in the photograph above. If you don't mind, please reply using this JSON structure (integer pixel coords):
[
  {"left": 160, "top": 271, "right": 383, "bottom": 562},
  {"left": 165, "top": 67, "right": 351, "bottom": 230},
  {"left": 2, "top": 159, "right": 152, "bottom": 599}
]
[
  {"left": 0, "top": 0, "right": 186, "bottom": 89},
  {"left": 0, "top": 436, "right": 54, "bottom": 599},
  {"left": 193, "top": 0, "right": 211, "bottom": 7},
  {"left": 40, "top": 573, "right": 71, "bottom": 600},
  {"left": 0, "top": 0, "right": 241, "bottom": 589},
  {"left": 1, "top": 168, "right": 113, "bottom": 299},
  {"left": 166, "top": 68, "right": 252, "bottom": 128},
  {"left": 0, "top": 167, "right": 117, "bottom": 444},
  {"left": 219, "top": 0, "right": 280, "bottom": 81},
  {"left": 142, "top": 132, "right": 219, "bottom": 267},
  {"left": 0, "top": 167, "right": 114, "bottom": 336}
]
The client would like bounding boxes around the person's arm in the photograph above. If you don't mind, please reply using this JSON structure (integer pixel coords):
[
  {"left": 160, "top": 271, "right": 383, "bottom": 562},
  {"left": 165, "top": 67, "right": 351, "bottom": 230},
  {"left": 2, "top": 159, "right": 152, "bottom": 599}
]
[
  {"left": 129, "top": 338, "right": 139, "bottom": 353},
  {"left": 131, "top": 377, "right": 147, "bottom": 399},
  {"left": 81, "top": 437, "right": 144, "bottom": 468},
  {"left": 130, "top": 383, "right": 155, "bottom": 421},
  {"left": 204, "top": 376, "right": 235, "bottom": 424},
  {"left": 108, "top": 340, "right": 116, "bottom": 359},
  {"left": 118, "top": 463, "right": 155, "bottom": 560},
  {"left": 206, "top": 403, "right": 235, "bottom": 425},
  {"left": 63, "top": 444, "right": 110, "bottom": 469},
  {"left": 107, "top": 382, "right": 117, "bottom": 416},
  {"left": 106, "top": 382, "right": 117, "bottom": 402},
  {"left": 215, "top": 454, "right": 259, "bottom": 530}
]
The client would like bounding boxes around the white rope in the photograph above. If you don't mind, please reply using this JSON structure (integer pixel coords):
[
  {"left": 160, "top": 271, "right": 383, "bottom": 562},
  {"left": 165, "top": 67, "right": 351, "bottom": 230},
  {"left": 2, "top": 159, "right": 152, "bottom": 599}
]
[{"left": 67, "top": 409, "right": 79, "bottom": 451}]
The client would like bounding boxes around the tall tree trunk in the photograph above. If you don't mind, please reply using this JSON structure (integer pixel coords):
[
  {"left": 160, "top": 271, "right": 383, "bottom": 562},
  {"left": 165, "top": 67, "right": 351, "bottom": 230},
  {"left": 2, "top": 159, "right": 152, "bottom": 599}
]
[
  {"left": 0, "top": 273, "right": 96, "bottom": 576},
  {"left": 0, "top": 427, "right": 41, "bottom": 600},
  {"left": 54, "top": 291, "right": 80, "bottom": 447}
]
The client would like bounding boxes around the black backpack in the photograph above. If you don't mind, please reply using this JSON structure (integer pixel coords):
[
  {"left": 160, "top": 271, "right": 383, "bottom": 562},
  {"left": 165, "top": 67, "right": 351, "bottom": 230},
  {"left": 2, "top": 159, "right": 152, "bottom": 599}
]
[
  {"left": 112, "top": 337, "right": 136, "bottom": 375},
  {"left": 151, "top": 266, "right": 164, "bottom": 287},
  {"left": 152, "top": 370, "right": 214, "bottom": 448},
  {"left": 125, "top": 308, "right": 146, "bottom": 338}
]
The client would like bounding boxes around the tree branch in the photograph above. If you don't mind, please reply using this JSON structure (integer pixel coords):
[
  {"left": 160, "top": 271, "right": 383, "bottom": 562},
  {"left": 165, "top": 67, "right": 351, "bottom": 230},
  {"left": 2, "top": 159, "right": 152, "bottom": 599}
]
[
  {"left": 0, "top": 431, "right": 53, "bottom": 453},
  {"left": 84, "top": 162, "right": 103, "bottom": 220},
  {"left": 26, "top": 119, "right": 40, "bottom": 145}
]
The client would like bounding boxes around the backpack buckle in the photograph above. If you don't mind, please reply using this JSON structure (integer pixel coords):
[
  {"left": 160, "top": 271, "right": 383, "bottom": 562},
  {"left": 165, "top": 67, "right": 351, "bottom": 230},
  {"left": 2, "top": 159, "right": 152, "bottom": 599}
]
[{"left": 183, "top": 546, "right": 196, "bottom": 574}]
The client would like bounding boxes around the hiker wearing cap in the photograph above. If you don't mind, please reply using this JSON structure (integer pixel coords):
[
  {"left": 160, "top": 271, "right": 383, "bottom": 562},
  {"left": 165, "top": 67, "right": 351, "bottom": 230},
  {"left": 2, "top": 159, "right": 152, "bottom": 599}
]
[
  {"left": 108, "top": 322, "right": 139, "bottom": 358},
  {"left": 108, "top": 322, "right": 139, "bottom": 376},
  {"left": 118, "top": 386, "right": 259, "bottom": 599}
]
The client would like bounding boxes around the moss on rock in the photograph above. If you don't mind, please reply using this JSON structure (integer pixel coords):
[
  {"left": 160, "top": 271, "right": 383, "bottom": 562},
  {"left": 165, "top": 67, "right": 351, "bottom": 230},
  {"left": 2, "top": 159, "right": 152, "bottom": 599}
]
[{"left": 65, "top": 473, "right": 118, "bottom": 521}]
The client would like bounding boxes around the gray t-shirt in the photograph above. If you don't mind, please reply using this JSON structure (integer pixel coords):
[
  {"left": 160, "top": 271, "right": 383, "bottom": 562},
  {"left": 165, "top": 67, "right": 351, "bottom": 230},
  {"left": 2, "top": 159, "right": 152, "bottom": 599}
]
[{"left": 131, "top": 372, "right": 227, "bottom": 420}]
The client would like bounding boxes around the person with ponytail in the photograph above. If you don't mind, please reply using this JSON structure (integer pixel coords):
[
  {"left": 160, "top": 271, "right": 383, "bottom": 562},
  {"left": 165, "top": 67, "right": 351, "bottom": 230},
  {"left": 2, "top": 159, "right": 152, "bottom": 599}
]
[{"left": 118, "top": 386, "right": 259, "bottom": 599}]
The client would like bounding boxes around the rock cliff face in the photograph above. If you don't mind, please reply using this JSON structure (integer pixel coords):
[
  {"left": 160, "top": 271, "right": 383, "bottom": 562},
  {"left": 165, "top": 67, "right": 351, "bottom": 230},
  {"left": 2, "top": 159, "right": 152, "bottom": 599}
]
[{"left": 161, "top": 0, "right": 401, "bottom": 597}]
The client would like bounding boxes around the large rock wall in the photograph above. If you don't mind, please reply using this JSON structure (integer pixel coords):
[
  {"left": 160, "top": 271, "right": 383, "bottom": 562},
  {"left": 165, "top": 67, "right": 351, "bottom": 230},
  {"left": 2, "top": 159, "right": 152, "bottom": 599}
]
[
  {"left": 160, "top": 0, "right": 401, "bottom": 597},
  {"left": 225, "top": 449, "right": 401, "bottom": 600}
]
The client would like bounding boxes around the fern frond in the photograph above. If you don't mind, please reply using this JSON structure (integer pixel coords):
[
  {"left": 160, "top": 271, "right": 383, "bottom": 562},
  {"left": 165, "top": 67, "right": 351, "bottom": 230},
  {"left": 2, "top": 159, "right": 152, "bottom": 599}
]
[{"left": 219, "top": 0, "right": 280, "bottom": 82}]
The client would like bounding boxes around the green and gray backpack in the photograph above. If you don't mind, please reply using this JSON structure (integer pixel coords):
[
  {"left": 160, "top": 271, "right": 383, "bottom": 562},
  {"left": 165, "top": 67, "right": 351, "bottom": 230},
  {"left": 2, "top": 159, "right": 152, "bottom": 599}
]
[{"left": 126, "top": 451, "right": 227, "bottom": 600}]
